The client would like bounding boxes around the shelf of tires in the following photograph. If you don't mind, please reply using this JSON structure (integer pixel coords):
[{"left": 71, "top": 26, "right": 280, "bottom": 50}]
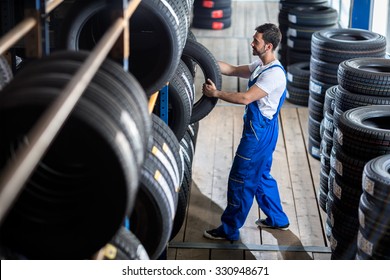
[
  {"left": 0, "top": 0, "right": 222, "bottom": 260},
  {"left": 192, "top": 0, "right": 232, "bottom": 30},
  {"left": 278, "top": 0, "right": 338, "bottom": 106}
]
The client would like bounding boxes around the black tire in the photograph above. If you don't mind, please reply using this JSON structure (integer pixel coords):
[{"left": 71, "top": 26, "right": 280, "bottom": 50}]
[
  {"left": 0, "top": 87, "right": 138, "bottom": 259},
  {"left": 308, "top": 95, "right": 324, "bottom": 122},
  {"left": 336, "top": 105, "right": 390, "bottom": 160},
  {"left": 311, "top": 28, "right": 387, "bottom": 64},
  {"left": 191, "top": 16, "right": 232, "bottom": 30},
  {"left": 8, "top": 59, "right": 150, "bottom": 170},
  {"left": 308, "top": 135, "right": 321, "bottom": 160},
  {"left": 309, "top": 76, "right": 335, "bottom": 103},
  {"left": 287, "top": 37, "right": 312, "bottom": 52},
  {"left": 154, "top": 62, "right": 192, "bottom": 141},
  {"left": 286, "top": 83, "right": 309, "bottom": 106},
  {"left": 310, "top": 56, "right": 338, "bottom": 85},
  {"left": 362, "top": 154, "right": 390, "bottom": 205},
  {"left": 328, "top": 223, "right": 358, "bottom": 260},
  {"left": 130, "top": 145, "right": 178, "bottom": 259},
  {"left": 193, "top": 0, "right": 232, "bottom": 9},
  {"left": 318, "top": 168, "right": 329, "bottom": 212},
  {"left": 43, "top": 50, "right": 152, "bottom": 155},
  {"left": 287, "top": 23, "right": 337, "bottom": 39},
  {"left": 287, "top": 61, "right": 310, "bottom": 89},
  {"left": 334, "top": 84, "right": 390, "bottom": 115},
  {"left": 151, "top": 114, "right": 184, "bottom": 189},
  {"left": 170, "top": 130, "right": 194, "bottom": 240},
  {"left": 320, "top": 128, "right": 333, "bottom": 158},
  {"left": 288, "top": 6, "right": 338, "bottom": 26},
  {"left": 104, "top": 227, "right": 149, "bottom": 260},
  {"left": 357, "top": 194, "right": 390, "bottom": 259},
  {"left": 323, "top": 85, "right": 337, "bottom": 116},
  {"left": 193, "top": 6, "right": 232, "bottom": 18},
  {"left": 286, "top": 48, "right": 311, "bottom": 65},
  {"left": 59, "top": 0, "right": 185, "bottom": 95},
  {"left": 338, "top": 58, "right": 390, "bottom": 96},
  {"left": 182, "top": 39, "right": 222, "bottom": 123},
  {"left": 327, "top": 196, "right": 360, "bottom": 239}
]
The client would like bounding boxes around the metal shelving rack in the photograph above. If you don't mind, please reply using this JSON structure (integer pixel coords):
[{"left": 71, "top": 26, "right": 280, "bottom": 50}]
[{"left": 0, "top": 0, "right": 147, "bottom": 225}]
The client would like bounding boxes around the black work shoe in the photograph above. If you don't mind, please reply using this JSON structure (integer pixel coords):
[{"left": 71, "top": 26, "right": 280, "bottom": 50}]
[
  {"left": 255, "top": 219, "right": 289, "bottom": 231},
  {"left": 203, "top": 228, "right": 229, "bottom": 240}
]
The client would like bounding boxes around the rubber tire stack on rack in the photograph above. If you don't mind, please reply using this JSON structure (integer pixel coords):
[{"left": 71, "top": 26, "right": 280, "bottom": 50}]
[
  {"left": 0, "top": 0, "right": 222, "bottom": 260},
  {"left": 0, "top": 51, "right": 151, "bottom": 260},
  {"left": 285, "top": 4, "right": 338, "bottom": 106},
  {"left": 192, "top": 0, "right": 232, "bottom": 30}
]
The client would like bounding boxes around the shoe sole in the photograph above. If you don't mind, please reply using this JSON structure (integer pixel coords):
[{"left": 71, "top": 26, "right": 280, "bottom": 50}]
[
  {"left": 255, "top": 221, "right": 289, "bottom": 231},
  {"left": 203, "top": 231, "right": 226, "bottom": 240}
]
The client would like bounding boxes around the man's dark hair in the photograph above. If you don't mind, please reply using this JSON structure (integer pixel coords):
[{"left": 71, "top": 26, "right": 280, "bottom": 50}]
[{"left": 255, "top": 23, "right": 281, "bottom": 50}]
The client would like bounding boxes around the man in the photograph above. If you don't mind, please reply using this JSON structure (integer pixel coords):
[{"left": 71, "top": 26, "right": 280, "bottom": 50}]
[{"left": 202, "top": 23, "right": 289, "bottom": 241}]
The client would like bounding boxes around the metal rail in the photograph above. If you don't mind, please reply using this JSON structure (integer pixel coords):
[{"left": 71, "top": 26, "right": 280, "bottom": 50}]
[
  {"left": 0, "top": 17, "right": 37, "bottom": 56},
  {"left": 169, "top": 242, "right": 332, "bottom": 254},
  {"left": 0, "top": 0, "right": 142, "bottom": 224},
  {"left": 46, "top": 0, "right": 64, "bottom": 14}
]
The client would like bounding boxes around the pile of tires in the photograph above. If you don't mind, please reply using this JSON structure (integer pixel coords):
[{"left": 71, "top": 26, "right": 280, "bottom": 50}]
[
  {"left": 308, "top": 28, "right": 387, "bottom": 160},
  {"left": 286, "top": 61, "right": 311, "bottom": 106},
  {"left": 59, "top": 0, "right": 192, "bottom": 96},
  {"left": 327, "top": 105, "right": 390, "bottom": 259},
  {"left": 357, "top": 154, "right": 390, "bottom": 260},
  {"left": 322, "top": 57, "right": 390, "bottom": 260},
  {"left": 192, "top": 0, "right": 232, "bottom": 30},
  {"left": 0, "top": 0, "right": 222, "bottom": 260},
  {"left": 285, "top": 5, "right": 337, "bottom": 106},
  {"left": 277, "top": 0, "right": 329, "bottom": 67},
  {"left": 0, "top": 51, "right": 151, "bottom": 259},
  {"left": 287, "top": 5, "right": 337, "bottom": 65},
  {"left": 319, "top": 58, "right": 390, "bottom": 214}
]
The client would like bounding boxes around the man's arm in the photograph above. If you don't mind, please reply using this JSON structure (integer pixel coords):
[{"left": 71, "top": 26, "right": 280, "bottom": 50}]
[
  {"left": 202, "top": 79, "right": 267, "bottom": 105},
  {"left": 218, "top": 61, "right": 252, "bottom": 79}
]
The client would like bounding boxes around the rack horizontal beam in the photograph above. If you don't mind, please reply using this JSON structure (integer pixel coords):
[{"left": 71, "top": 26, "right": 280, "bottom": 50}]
[
  {"left": 0, "top": 17, "right": 37, "bottom": 56},
  {"left": 46, "top": 0, "right": 64, "bottom": 14}
]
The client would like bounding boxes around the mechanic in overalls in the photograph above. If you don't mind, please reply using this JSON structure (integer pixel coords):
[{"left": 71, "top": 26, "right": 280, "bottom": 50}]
[{"left": 202, "top": 23, "right": 289, "bottom": 241}]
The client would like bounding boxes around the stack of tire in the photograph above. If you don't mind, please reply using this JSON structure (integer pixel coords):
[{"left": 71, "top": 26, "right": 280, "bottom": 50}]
[
  {"left": 328, "top": 105, "right": 390, "bottom": 259},
  {"left": 286, "top": 61, "right": 311, "bottom": 106},
  {"left": 308, "top": 28, "right": 387, "bottom": 161},
  {"left": 357, "top": 154, "right": 390, "bottom": 260},
  {"left": 192, "top": 0, "right": 232, "bottom": 30},
  {"left": 0, "top": 51, "right": 152, "bottom": 260},
  {"left": 318, "top": 85, "right": 337, "bottom": 212},
  {"left": 324, "top": 58, "right": 390, "bottom": 259},
  {"left": 287, "top": 5, "right": 338, "bottom": 65},
  {"left": 319, "top": 57, "right": 389, "bottom": 213},
  {"left": 0, "top": 0, "right": 222, "bottom": 260},
  {"left": 285, "top": 5, "right": 337, "bottom": 106},
  {"left": 278, "top": 0, "right": 329, "bottom": 67}
]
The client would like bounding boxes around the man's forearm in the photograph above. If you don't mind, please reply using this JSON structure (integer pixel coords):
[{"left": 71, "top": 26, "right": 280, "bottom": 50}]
[{"left": 212, "top": 90, "right": 252, "bottom": 105}]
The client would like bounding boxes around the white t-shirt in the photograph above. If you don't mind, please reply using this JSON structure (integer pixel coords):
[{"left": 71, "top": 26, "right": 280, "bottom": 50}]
[{"left": 248, "top": 60, "right": 286, "bottom": 119}]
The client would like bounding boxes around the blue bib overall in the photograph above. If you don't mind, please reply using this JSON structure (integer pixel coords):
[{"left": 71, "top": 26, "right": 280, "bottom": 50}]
[{"left": 220, "top": 64, "right": 289, "bottom": 240}]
